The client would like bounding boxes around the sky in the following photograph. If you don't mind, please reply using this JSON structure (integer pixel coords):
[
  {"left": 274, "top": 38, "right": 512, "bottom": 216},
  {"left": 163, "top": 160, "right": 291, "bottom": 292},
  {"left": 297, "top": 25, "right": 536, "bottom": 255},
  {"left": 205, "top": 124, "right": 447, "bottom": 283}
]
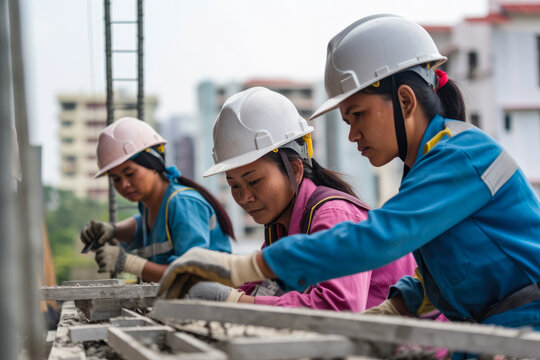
[{"left": 20, "top": 0, "right": 489, "bottom": 185}]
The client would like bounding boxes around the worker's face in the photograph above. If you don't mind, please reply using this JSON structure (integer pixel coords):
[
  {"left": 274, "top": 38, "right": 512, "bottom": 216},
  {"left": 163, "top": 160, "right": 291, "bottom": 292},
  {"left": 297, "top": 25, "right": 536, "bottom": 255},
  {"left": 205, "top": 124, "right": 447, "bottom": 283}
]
[
  {"left": 339, "top": 92, "right": 399, "bottom": 167},
  {"left": 108, "top": 160, "right": 158, "bottom": 202},
  {"left": 226, "top": 157, "right": 294, "bottom": 225}
]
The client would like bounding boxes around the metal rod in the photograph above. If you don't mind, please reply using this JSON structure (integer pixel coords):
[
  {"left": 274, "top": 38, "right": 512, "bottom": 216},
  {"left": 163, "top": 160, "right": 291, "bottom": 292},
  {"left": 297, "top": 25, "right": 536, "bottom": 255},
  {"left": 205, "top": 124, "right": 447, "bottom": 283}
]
[
  {"left": 104, "top": 0, "right": 117, "bottom": 223},
  {"left": 137, "top": 0, "right": 144, "bottom": 121},
  {"left": 9, "top": 0, "right": 44, "bottom": 358},
  {"left": 0, "top": 1, "right": 18, "bottom": 358}
]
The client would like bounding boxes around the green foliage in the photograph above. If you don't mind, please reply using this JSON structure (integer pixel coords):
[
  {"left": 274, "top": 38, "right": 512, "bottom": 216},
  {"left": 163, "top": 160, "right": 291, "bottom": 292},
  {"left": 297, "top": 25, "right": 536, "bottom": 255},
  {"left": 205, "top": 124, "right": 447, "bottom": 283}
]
[{"left": 44, "top": 186, "right": 137, "bottom": 283}]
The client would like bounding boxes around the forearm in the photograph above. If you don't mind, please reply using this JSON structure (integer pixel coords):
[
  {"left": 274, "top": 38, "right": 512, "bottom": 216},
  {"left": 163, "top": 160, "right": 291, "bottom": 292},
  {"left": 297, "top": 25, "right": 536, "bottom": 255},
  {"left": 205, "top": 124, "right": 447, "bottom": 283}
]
[
  {"left": 141, "top": 261, "right": 168, "bottom": 283},
  {"left": 256, "top": 251, "right": 276, "bottom": 278},
  {"left": 114, "top": 217, "right": 137, "bottom": 243}
]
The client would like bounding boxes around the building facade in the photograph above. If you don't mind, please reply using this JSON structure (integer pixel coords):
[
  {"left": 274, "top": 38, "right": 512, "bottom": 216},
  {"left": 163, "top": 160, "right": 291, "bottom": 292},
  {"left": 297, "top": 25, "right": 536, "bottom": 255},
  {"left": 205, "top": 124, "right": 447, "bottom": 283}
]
[
  {"left": 57, "top": 93, "right": 158, "bottom": 199},
  {"left": 426, "top": 0, "right": 540, "bottom": 197}
]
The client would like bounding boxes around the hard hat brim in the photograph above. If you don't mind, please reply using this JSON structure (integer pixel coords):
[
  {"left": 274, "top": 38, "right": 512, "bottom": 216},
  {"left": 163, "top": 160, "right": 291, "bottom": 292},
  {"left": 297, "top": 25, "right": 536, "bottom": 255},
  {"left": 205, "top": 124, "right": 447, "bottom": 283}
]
[
  {"left": 94, "top": 139, "right": 167, "bottom": 178},
  {"left": 309, "top": 90, "right": 356, "bottom": 121},
  {"left": 204, "top": 127, "right": 313, "bottom": 178}
]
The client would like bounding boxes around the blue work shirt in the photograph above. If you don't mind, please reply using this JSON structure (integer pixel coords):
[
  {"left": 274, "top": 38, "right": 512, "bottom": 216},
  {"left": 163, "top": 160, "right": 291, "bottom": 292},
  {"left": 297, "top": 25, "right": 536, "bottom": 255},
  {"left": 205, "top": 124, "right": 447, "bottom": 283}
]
[
  {"left": 262, "top": 115, "right": 540, "bottom": 330},
  {"left": 123, "top": 166, "right": 231, "bottom": 264}
]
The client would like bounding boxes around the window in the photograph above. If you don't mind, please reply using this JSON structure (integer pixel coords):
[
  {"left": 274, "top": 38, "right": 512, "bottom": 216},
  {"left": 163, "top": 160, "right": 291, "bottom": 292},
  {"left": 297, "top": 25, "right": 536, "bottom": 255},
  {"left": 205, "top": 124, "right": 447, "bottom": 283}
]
[
  {"left": 504, "top": 113, "right": 512, "bottom": 131},
  {"left": 537, "top": 36, "right": 540, "bottom": 86},
  {"left": 87, "top": 154, "right": 97, "bottom": 161},
  {"left": 467, "top": 51, "right": 478, "bottom": 80},
  {"left": 470, "top": 113, "right": 481, "bottom": 128},
  {"left": 86, "top": 138, "right": 98, "bottom": 144},
  {"left": 63, "top": 155, "right": 76, "bottom": 163},
  {"left": 86, "top": 120, "right": 106, "bottom": 128},
  {"left": 61, "top": 137, "right": 74, "bottom": 144},
  {"left": 61, "top": 102, "right": 76, "bottom": 111},
  {"left": 61, "top": 120, "right": 73, "bottom": 127},
  {"left": 86, "top": 102, "right": 105, "bottom": 110}
]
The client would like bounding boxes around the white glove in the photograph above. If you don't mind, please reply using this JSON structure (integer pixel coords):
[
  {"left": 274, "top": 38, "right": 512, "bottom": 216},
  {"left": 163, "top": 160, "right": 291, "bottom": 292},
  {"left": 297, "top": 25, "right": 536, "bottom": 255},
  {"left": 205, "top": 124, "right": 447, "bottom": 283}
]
[
  {"left": 95, "top": 243, "right": 147, "bottom": 277},
  {"left": 186, "top": 281, "right": 245, "bottom": 302},
  {"left": 158, "top": 247, "right": 266, "bottom": 299}
]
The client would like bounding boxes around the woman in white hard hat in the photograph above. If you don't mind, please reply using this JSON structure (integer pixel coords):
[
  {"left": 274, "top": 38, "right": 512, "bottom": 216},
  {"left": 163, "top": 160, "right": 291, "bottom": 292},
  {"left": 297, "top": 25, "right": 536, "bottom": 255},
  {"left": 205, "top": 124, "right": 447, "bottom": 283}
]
[
  {"left": 160, "top": 87, "right": 417, "bottom": 311},
  {"left": 80, "top": 117, "right": 234, "bottom": 282},
  {"left": 157, "top": 14, "right": 540, "bottom": 353}
]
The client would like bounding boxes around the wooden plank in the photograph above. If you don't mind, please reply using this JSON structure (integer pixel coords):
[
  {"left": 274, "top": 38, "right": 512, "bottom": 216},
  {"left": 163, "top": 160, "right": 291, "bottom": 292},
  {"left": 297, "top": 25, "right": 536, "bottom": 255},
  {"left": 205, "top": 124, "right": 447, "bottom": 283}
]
[
  {"left": 40, "top": 283, "right": 159, "bottom": 301},
  {"left": 107, "top": 326, "right": 226, "bottom": 360},
  {"left": 219, "top": 334, "right": 358, "bottom": 360},
  {"left": 151, "top": 300, "right": 540, "bottom": 358}
]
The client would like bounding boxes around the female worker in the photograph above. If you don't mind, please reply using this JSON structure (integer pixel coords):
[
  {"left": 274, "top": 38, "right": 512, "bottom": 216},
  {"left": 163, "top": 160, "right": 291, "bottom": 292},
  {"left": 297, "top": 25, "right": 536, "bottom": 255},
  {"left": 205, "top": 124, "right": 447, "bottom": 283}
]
[
  {"left": 159, "top": 14, "right": 540, "bottom": 339},
  {"left": 170, "top": 87, "right": 416, "bottom": 310},
  {"left": 80, "top": 117, "right": 233, "bottom": 282}
]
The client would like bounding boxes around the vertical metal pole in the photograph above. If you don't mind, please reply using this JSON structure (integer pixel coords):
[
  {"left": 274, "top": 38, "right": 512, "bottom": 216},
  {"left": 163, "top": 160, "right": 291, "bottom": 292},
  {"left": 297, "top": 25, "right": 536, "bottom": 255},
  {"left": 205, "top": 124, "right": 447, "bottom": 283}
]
[
  {"left": 9, "top": 0, "right": 44, "bottom": 357},
  {"left": 104, "top": 0, "right": 117, "bottom": 223},
  {"left": 137, "top": 0, "right": 144, "bottom": 121},
  {"left": 0, "top": 1, "right": 18, "bottom": 358}
]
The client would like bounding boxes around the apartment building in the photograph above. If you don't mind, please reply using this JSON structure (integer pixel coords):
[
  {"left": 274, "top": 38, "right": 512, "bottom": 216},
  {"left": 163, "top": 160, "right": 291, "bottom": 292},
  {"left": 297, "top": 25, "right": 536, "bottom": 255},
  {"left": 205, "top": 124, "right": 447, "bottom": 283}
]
[{"left": 58, "top": 93, "right": 158, "bottom": 200}]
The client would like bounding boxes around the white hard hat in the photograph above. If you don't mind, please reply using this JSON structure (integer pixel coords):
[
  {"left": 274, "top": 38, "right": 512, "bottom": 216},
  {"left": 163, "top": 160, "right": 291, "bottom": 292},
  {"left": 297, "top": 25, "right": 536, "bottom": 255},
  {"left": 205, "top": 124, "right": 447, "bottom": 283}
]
[
  {"left": 310, "top": 14, "right": 447, "bottom": 120},
  {"left": 204, "top": 87, "right": 314, "bottom": 177},
  {"left": 94, "top": 117, "right": 166, "bottom": 178}
]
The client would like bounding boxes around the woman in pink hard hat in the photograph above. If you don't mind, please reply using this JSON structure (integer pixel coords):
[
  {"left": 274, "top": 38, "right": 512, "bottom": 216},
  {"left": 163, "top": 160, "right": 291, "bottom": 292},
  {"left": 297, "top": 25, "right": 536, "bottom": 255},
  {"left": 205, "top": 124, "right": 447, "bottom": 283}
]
[{"left": 80, "top": 117, "right": 233, "bottom": 282}]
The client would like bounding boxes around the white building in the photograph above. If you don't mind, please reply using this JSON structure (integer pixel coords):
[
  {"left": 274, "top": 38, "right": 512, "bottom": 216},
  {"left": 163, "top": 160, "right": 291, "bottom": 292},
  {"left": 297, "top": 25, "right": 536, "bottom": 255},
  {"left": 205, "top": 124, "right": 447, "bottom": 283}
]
[
  {"left": 427, "top": 0, "right": 540, "bottom": 197},
  {"left": 57, "top": 93, "right": 158, "bottom": 200}
]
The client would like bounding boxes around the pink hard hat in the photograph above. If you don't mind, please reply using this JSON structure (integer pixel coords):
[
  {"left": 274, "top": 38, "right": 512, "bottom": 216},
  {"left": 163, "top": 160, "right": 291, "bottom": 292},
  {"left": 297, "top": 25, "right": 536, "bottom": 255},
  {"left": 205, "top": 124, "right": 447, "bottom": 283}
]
[{"left": 94, "top": 117, "right": 167, "bottom": 178}]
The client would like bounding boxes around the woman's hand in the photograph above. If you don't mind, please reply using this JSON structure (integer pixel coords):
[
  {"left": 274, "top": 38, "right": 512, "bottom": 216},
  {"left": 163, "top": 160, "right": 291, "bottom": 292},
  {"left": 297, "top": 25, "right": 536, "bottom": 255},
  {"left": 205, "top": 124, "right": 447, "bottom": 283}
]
[{"left": 158, "top": 247, "right": 267, "bottom": 299}]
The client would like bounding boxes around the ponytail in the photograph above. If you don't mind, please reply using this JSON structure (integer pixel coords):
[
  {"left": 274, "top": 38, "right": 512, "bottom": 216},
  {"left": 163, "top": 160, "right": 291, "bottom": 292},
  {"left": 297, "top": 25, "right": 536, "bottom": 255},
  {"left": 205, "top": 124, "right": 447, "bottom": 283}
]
[
  {"left": 177, "top": 176, "right": 236, "bottom": 240},
  {"left": 305, "top": 158, "right": 357, "bottom": 197},
  {"left": 264, "top": 149, "right": 358, "bottom": 198},
  {"left": 363, "top": 66, "right": 467, "bottom": 122}
]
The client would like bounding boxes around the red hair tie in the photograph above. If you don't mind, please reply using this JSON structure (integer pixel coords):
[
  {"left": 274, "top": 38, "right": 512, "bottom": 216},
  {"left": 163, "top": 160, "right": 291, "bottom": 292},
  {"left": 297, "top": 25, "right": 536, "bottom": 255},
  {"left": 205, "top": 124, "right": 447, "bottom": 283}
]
[{"left": 435, "top": 69, "right": 448, "bottom": 91}]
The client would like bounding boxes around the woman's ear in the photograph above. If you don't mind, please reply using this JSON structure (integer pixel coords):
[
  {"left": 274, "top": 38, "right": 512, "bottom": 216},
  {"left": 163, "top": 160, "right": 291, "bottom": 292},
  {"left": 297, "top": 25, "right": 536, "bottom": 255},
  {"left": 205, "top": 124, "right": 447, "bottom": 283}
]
[
  {"left": 290, "top": 158, "right": 304, "bottom": 184},
  {"left": 398, "top": 84, "right": 417, "bottom": 118}
]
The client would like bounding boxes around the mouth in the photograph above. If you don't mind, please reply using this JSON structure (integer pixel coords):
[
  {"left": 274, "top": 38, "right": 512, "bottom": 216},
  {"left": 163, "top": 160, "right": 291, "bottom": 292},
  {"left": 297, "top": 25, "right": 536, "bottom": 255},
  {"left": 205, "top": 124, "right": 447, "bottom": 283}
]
[
  {"left": 246, "top": 208, "right": 264, "bottom": 216},
  {"left": 358, "top": 145, "right": 370, "bottom": 156}
]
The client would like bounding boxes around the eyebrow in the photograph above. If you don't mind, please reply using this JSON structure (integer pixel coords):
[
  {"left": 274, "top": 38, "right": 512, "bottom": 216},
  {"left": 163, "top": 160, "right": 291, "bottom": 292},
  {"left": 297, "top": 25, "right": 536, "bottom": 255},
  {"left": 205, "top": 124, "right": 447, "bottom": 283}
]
[{"left": 226, "top": 170, "right": 256, "bottom": 180}]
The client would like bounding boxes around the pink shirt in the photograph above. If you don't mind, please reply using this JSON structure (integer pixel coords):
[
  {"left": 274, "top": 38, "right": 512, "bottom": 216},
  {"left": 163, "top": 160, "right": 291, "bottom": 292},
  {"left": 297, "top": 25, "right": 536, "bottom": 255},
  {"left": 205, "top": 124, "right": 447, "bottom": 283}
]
[{"left": 239, "top": 178, "right": 417, "bottom": 312}]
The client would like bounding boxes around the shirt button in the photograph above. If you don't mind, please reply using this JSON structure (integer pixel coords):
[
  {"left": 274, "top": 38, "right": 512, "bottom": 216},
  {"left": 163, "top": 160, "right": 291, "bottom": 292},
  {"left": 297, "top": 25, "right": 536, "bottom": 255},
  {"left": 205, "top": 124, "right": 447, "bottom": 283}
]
[{"left": 298, "top": 278, "right": 306, "bottom": 286}]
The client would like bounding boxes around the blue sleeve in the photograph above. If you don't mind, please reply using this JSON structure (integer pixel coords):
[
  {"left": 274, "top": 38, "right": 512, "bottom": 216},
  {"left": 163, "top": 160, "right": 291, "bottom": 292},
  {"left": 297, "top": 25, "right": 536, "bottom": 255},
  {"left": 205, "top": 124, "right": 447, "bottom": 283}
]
[
  {"left": 121, "top": 215, "right": 143, "bottom": 252},
  {"left": 165, "top": 193, "right": 214, "bottom": 262},
  {"left": 262, "top": 144, "right": 493, "bottom": 292},
  {"left": 388, "top": 275, "right": 424, "bottom": 314}
]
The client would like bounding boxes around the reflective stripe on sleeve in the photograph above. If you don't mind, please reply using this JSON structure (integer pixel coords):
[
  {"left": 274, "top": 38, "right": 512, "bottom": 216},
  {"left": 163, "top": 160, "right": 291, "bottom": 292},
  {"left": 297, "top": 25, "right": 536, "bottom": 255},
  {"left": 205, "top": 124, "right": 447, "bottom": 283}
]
[
  {"left": 481, "top": 150, "right": 518, "bottom": 196},
  {"left": 134, "top": 241, "right": 173, "bottom": 259}
]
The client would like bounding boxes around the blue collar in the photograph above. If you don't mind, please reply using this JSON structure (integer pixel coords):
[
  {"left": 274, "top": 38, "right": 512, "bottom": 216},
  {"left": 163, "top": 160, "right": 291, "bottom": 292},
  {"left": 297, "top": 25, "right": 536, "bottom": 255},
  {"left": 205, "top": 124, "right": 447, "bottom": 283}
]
[{"left": 414, "top": 114, "right": 447, "bottom": 166}]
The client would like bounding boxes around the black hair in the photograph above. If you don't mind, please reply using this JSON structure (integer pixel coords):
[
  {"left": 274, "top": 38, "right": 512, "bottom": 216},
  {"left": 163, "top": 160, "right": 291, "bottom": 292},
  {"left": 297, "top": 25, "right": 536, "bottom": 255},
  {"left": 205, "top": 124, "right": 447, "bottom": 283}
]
[
  {"left": 133, "top": 145, "right": 236, "bottom": 240},
  {"left": 363, "top": 66, "right": 466, "bottom": 122},
  {"left": 263, "top": 145, "right": 358, "bottom": 198}
]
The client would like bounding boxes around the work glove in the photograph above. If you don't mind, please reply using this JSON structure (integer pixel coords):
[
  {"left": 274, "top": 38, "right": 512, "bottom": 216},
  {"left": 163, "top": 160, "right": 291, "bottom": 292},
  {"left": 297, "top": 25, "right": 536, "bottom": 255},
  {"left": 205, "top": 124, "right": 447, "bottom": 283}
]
[
  {"left": 363, "top": 299, "right": 401, "bottom": 316},
  {"left": 80, "top": 220, "right": 116, "bottom": 251},
  {"left": 158, "top": 247, "right": 267, "bottom": 299},
  {"left": 95, "top": 243, "right": 147, "bottom": 277},
  {"left": 185, "top": 281, "right": 245, "bottom": 302}
]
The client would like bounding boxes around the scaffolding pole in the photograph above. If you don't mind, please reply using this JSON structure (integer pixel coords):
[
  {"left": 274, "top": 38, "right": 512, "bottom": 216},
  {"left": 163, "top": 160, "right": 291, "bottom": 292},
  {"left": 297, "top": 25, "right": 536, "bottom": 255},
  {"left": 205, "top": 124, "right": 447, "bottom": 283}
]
[
  {"left": 104, "top": 0, "right": 117, "bottom": 224},
  {"left": 0, "top": 1, "right": 19, "bottom": 358}
]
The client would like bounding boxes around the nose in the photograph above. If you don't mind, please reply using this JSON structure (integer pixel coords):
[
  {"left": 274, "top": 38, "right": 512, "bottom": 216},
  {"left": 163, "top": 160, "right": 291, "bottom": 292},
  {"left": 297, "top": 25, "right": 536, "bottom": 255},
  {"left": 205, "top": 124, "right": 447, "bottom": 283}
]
[
  {"left": 237, "top": 186, "right": 255, "bottom": 206},
  {"left": 348, "top": 123, "right": 360, "bottom": 143},
  {"left": 120, "top": 177, "right": 131, "bottom": 191}
]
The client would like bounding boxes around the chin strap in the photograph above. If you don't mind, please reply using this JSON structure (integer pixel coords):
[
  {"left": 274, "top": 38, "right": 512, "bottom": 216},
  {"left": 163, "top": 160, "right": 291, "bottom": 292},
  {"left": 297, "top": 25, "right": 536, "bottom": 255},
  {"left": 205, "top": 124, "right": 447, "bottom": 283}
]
[
  {"left": 264, "top": 149, "right": 300, "bottom": 246},
  {"left": 390, "top": 75, "right": 411, "bottom": 179}
]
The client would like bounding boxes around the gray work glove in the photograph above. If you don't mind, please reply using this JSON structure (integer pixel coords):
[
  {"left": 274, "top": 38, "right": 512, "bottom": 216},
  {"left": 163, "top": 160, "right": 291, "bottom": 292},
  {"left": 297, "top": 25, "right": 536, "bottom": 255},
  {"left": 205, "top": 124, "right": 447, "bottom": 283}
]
[
  {"left": 363, "top": 299, "right": 401, "bottom": 316},
  {"left": 157, "top": 247, "right": 266, "bottom": 299},
  {"left": 80, "top": 220, "right": 116, "bottom": 250},
  {"left": 95, "top": 243, "right": 147, "bottom": 277},
  {"left": 186, "top": 281, "right": 245, "bottom": 302}
]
